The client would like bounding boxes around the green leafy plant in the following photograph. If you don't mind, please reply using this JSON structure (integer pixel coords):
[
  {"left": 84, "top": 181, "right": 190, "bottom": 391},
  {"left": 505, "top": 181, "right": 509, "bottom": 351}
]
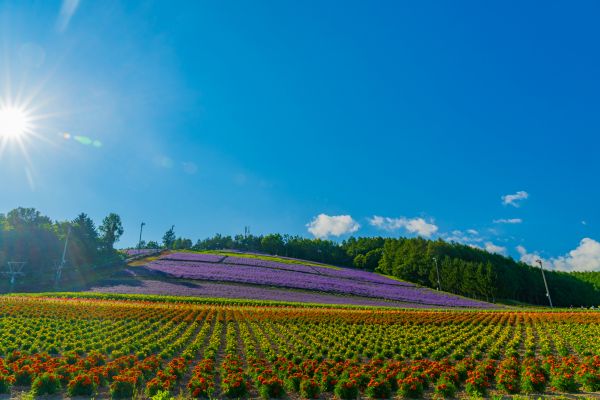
[{"left": 31, "top": 372, "right": 61, "bottom": 396}]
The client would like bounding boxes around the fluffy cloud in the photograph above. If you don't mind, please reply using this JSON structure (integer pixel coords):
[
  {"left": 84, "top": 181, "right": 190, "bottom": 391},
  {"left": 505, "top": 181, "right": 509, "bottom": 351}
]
[
  {"left": 516, "top": 245, "right": 541, "bottom": 266},
  {"left": 369, "top": 216, "right": 438, "bottom": 237},
  {"left": 502, "top": 191, "right": 529, "bottom": 207},
  {"left": 485, "top": 242, "right": 507, "bottom": 255},
  {"left": 552, "top": 238, "right": 600, "bottom": 272},
  {"left": 517, "top": 238, "right": 600, "bottom": 272},
  {"left": 307, "top": 214, "right": 360, "bottom": 238},
  {"left": 493, "top": 218, "right": 523, "bottom": 224}
]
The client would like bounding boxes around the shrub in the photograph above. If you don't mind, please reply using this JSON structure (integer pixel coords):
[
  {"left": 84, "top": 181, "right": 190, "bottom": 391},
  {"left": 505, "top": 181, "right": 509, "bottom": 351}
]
[
  {"left": 334, "top": 378, "right": 359, "bottom": 399},
  {"left": 397, "top": 376, "right": 423, "bottom": 398},
  {"left": 284, "top": 372, "right": 303, "bottom": 392},
  {"left": 110, "top": 374, "right": 137, "bottom": 399},
  {"left": 14, "top": 365, "right": 35, "bottom": 386},
  {"left": 550, "top": 371, "right": 578, "bottom": 393},
  {"left": 495, "top": 357, "right": 520, "bottom": 394},
  {"left": 0, "top": 372, "right": 15, "bottom": 394},
  {"left": 188, "top": 375, "right": 214, "bottom": 398},
  {"left": 67, "top": 373, "right": 98, "bottom": 396},
  {"left": 520, "top": 358, "right": 547, "bottom": 394},
  {"left": 465, "top": 369, "right": 490, "bottom": 397},
  {"left": 350, "top": 371, "right": 371, "bottom": 391},
  {"left": 257, "top": 374, "right": 284, "bottom": 399},
  {"left": 434, "top": 375, "right": 457, "bottom": 398},
  {"left": 365, "top": 377, "right": 392, "bottom": 399},
  {"left": 31, "top": 372, "right": 61, "bottom": 396},
  {"left": 145, "top": 371, "right": 176, "bottom": 397},
  {"left": 320, "top": 373, "right": 338, "bottom": 392},
  {"left": 222, "top": 372, "right": 248, "bottom": 398},
  {"left": 299, "top": 378, "right": 321, "bottom": 399},
  {"left": 547, "top": 357, "right": 578, "bottom": 393},
  {"left": 576, "top": 358, "right": 600, "bottom": 392},
  {"left": 166, "top": 357, "right": 187, "bottom": 379},
  {"left": 455, "top": 358, "right": 476, "bottom": 382}
]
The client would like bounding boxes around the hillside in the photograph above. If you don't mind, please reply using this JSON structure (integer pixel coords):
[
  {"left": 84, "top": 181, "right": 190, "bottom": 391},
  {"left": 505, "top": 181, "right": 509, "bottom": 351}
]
[
  {"left": 190, "top": 234, "right": 600, "bottom": 307},
  {"left": 88, "top": 251, "right": 496, "bottom": 309}
]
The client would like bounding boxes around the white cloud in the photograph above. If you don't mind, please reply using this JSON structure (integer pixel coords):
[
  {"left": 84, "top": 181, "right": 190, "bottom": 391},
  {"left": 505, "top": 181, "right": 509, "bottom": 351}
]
[
  {"left": 517, "top": 238, "right": 600, "bottom": 272},
  {"left": 56, "top": 0, "right": 80, "bottom": 32},
  {"left": 443, "top": 229, "right": 483, "bottom": 244},
  {"left": 485, "top": 242, "right": 507, "bottom": 255},
  {"left": 307, "top": 214, "right": 360, "bottom": 238},
  {"left": 368, "top": 216, "right": 438, "bottom": 237},
  {"left": 493, "top": 218, "right": 523, "bottom": 224},
  {"left": 502, "top": 191, "right": 529, "bottom": 207},
  {"left": 552, "top": 238, "right": 600, "bottom": 272},
  {"left": 516, "top": 245, "right": 544, "bottom": 267}
]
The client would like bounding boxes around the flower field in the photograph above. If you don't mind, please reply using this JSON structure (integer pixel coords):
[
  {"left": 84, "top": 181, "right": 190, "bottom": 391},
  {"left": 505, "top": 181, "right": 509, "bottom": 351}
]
[
  {"left": 133, "top": 252, "right": 493, "bottom": 308},
  {"left": 0, "top": 295, "right": 598, "bottom": 398},
  {"left": 88, "top": 279, "right": 430, "bottom": 308}
]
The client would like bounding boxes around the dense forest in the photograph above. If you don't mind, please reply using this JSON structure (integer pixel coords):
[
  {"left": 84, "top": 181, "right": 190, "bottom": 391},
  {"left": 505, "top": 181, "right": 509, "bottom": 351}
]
[
  {"left": 570, "top": 271, "right": 600, "bottom": 291},
  {"left": 185, "top": 233, "right": 600, "bottom": 307},
  {"left": 0, "top": 207, "right": 124, "bottom": 291}
]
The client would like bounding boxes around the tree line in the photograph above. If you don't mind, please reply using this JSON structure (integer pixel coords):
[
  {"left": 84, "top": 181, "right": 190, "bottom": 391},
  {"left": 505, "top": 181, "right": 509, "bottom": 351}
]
[
  {"left": 375, "top": 237, "right": 600, "bottom": 307},
  {"left": 0, "top": 207, "right": 125, "bottom": 290},
  {"left": 157, "top": 230, "right": 599, "bottom": 307}
]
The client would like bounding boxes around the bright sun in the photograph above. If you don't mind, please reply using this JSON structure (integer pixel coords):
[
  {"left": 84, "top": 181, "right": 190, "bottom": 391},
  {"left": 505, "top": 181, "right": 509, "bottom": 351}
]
[{"left": 0, "top": 106, "right": 31, "bottom": 138}]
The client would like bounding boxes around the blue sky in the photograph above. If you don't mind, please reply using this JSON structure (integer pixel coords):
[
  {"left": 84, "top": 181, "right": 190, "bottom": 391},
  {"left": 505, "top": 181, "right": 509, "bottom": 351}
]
[{"left": 1, "top": 1, "right": 599, "bottom": 271}]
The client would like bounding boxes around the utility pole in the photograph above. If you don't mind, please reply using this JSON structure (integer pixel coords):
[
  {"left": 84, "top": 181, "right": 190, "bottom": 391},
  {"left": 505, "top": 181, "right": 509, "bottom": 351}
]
[
  {"left": 432, "top": 257, "right": 441, "bottom": 291},
  {"left": 138, "top": 222, "right": 146, "bottom": 250},
  {"left": 536, "top": 259, "right": 553, "bottom": 308},
  {"left": 55, "top": 226, "right": 72, "bottom": 287}
]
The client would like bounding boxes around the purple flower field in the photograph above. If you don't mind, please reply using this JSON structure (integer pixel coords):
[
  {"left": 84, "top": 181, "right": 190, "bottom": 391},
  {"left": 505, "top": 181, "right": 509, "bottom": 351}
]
[
  {"left": 143, "top": 256, "right": 493, "bottom": 308},
  {"left": 164, "top": 252, "right": 414, "bottom": 287},
  {"left": 222, "top": 255, "right": 324, "bottom": 274},
  {"left": 88, "top": 279, "right": 434, "bottom": 308}
]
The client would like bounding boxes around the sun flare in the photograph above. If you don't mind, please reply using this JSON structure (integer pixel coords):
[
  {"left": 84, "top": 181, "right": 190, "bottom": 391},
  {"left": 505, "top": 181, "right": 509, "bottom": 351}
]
[{"left": 0, "top": 106, "right": 31, "bottom": 138}]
